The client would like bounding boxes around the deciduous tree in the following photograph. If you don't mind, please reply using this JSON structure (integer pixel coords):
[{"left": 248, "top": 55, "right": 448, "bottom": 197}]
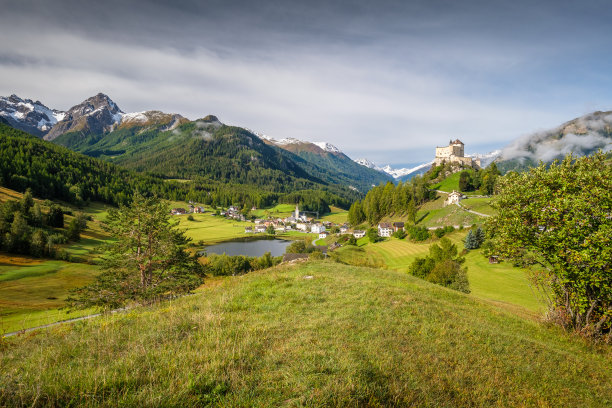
[{"left": 488, "top": 152, "right": 611, "bottom": 341}]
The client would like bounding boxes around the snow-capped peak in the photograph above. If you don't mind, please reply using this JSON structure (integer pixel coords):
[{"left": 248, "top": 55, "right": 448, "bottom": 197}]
[
  {"left": 355, "top": 158, "right": 377, "bottom": 169},
  {"left": 313, "top": 141, "right": 341, "bottom": 153},
  {"left": 255, "top": 132, "right": 342, "bottom": 152},
  {"left": 0, "top": 94, "right": 65, "bottom": 135},
  {"left": 354, "top": 158, "right": 433, "bottom": 179}
]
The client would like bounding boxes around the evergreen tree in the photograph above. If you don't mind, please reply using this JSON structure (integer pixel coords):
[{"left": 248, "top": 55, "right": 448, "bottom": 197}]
[
  {"left": 475, "top": 226, "right": 486, "bottom": 246},
  {"left": 464, "top": 230, "right": 478, "bottom": 249},
  {"left": 21, "top": 189, "right": 34, "bottom": 217},
  {"left": 68, "top": 192, "right": 204, "bottom": 310},
  {"left": 47, "top": 205, "right": 64, "bottom": 228}
]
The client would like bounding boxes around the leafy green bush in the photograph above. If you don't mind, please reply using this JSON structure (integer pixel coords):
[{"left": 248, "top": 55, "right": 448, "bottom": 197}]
[
  {"left": 405, "top": 225, "right": 430, "bottom": 241},
  {"left": 408, "top": 238, "right": 469, "bottom": 293}
]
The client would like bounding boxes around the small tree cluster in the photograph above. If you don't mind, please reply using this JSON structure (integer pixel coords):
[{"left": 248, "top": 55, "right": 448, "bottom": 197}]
[
  {"left": 408, "top": 238, "right": 470, "bottom": 293},
  {"left": 203, "top": 252, "right": 281, "bottom": 276},
  {"left": 405, "top": 225, "right": 430, "bottom": 242},
  {"left": 434, "top": 225, "right": 455, "bottom": 239},
  {"left": 0, "top": 190, "right": 82, "bottom": 258},
  {"left": 464, "top": 226, "right": 485, "bottom": 249}
]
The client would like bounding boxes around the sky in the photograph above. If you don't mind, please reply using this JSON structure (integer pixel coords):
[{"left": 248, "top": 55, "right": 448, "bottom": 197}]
[{"left": 2, "top": 0, "right": 612, "bottom": 166}]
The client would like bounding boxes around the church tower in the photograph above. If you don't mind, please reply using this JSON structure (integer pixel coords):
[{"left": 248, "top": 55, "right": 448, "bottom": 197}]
[{"left": 295, "top": 204, "right": 300, "bottom": 219}]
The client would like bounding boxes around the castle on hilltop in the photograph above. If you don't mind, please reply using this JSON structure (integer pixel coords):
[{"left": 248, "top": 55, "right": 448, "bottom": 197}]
[{"left": 433, "top": 139, "right": 480, "bottom": 168}]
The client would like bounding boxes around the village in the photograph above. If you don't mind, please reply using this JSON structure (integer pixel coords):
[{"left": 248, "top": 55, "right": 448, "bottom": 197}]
[{"left": 170, "top": 202, "right": 408, "bottom": 241}]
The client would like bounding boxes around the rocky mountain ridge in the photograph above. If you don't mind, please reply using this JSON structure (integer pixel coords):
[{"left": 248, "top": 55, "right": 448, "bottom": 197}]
[{"left": 0, "top": 94, "right": 65, "bottom": 137}]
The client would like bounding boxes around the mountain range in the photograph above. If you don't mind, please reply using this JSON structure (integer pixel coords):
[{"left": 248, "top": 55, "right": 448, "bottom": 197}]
[
  {"left": 2, "top": 92, "right": 611, "bottom": 183},
  {"left": 0, "top": 93, "right": 389, "bottom": 193}
]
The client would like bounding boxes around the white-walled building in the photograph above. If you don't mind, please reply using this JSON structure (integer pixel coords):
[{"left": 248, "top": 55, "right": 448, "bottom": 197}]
[
  {"left": 445, "top": 191, "right": 463, "bottom": 206},
  {"left": 378, "top": 223, "right": 393, "bottom": 237}
]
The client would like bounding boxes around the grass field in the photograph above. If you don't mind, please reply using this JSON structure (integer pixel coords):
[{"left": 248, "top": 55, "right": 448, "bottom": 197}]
[
  {"left": 416, "top": 202, "right": 483, "bottom": 227},
  {"left": 1, "top": 261, "right": 609, "bottom": 406},
  {"left": 174, "top": 213, "right": 255, "bottom": 244},
  {"left": 250, "top": 203, "right": 296, "bottom": 218},
  {"left": 0, "top": 254, "right": 99, "bottom": 333},
  {"left": 431, "top": 171, "right": 462, "bottom": 192},
  {"left": 320, "top": 206, "right": 348, "bottom": 224},
  {"left": 335, "top": 231, "right": 543, "bottom": 313},
  {"left": 460, "top": 196, "right": 497, "bottom": 216}
]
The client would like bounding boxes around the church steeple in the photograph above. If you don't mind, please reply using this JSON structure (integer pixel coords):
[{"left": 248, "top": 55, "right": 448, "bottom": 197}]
[{"left": 295, "top": 204, "right": 300, "bottom": 219}]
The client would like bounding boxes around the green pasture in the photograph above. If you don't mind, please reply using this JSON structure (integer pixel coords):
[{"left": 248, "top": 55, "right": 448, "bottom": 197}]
[
  {"left": 0, "top": 257, "right": 98, "bottom": 333},
  {"left": 335, "top": 231, "right": 543, "bottom": 313},
  {"left": 460, "top": 196, "right": 497, "bottom": 216}
]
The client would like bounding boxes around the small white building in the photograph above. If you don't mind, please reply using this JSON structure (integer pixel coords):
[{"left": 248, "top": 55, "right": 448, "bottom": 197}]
[
  {"left": 353, "top": 230, "right": 366, "bottom": 239},
  {"left": 296, "top": 222, "right": 309, "bottom": 232},
  {"left": 445, "top": 190, "right": 463, "bottom": 206},
  {"left": 319, "top": 231, "right": 329, "bottom": 239},
  {"left": 339, "top": 226, "right": 349, "bottom": 234},
  {"left": 311, "top": 224, "right": 326, "bottom": 234},
  {"left": 255, "top": 225, "right": 267, "bottom": 233},
  {"left": 378, "top": 223, "right": 393, "bottom": 237}
]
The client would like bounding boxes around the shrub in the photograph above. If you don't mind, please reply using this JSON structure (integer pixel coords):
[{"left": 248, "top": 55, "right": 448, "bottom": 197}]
[
  {"left": 408, "top": 238, "right": 469, "bottom": 293},
  {"left": 406, "top": 225, "right": 430, "bottom": 242}
]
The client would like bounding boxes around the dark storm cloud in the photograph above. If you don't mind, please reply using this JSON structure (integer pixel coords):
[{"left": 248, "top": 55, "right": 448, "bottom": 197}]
[{"left": 2, "top": 0, "right": 612, "bottom": 163}]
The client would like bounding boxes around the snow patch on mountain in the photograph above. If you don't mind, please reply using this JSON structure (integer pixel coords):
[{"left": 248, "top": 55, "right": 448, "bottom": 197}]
[
  {"left": 355, "top": 159, "right": 433, "bottom": 179},
  {"left": 313, "top": 141, "right": 341, "bottom": 153},
  {"left": 256, "top": 132, "right": 341, "bottom": 153}
]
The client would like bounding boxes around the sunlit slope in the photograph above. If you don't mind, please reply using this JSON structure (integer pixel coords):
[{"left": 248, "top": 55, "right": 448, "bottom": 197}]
[{"left": 1, "top": 261, "right": 609, "bottom": 406}]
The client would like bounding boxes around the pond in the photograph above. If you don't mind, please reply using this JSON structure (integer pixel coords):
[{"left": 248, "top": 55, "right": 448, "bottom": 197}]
[{"left": 202, "top": 238, "right": 292, "bottom": 257}]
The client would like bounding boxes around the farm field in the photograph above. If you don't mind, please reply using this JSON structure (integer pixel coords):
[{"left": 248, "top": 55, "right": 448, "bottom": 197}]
[{"left": 1, "top": 261, "right": 609, "bottom": 407}]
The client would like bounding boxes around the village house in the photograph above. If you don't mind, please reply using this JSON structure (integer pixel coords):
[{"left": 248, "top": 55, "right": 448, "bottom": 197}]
[
  {"left": 171, "top": 208, "right": 187, "bottom": 215},
  {"left": 244, "top": 226, "right": 253, "bottom": 233},
  {"left": 311, "top": 224, "right": 326, "bottom": 234},
  {"left": 353, "top": 230, "right": 366, "bottom": 238},
  {"left": 193, "top": 206, "right": 205, "bottom": 213},
  {"left": 296, "top": 222, "right": 309, "bottom": 232},
  {"left": 254, "top": 225, "right": 267, "bottom": 233},
  {"left": 319, "top": 231, "right": 329, "bottom": 240},
  {"left": 445, "top": 191, "right": 463, "bottom": 206},
  {"left": 339, "top": 225, "right": 349, "bottom": 234},
  {"left": 378, "top": 222, "right": 393, "bottom": 237},
  {"left": 392, "top": 222, "right": 404, "bottom": 232}
]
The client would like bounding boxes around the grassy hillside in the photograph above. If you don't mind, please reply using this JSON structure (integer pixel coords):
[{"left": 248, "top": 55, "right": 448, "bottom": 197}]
[
  {"left": 1, "top": 261, "right": 610, "bottom": 406},
  {"left": 334, "top": 231, "right": 543, "bottom": 313}
]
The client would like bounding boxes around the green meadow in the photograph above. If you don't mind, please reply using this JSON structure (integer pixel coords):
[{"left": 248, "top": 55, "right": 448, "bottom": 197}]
[
  {"left": 460, "top": 196, "right": 497, "bottom": 216},
  {"left": 1, "top": 261, "right": 609, "bottom": 406},
  {"left": 0, "top": 254, "right": 98, "bottom": 333},
  {"left": 334, "top": 231, "right": 543, "bottom": 313}
]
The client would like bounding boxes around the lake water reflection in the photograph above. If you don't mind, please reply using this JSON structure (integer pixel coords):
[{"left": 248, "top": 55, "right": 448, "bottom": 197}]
[{"left": 203, "top": 238, "right": 292, "bottom": 257}]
